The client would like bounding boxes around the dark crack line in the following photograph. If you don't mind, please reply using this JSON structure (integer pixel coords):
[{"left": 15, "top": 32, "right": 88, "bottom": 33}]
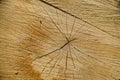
[
  {"left": 39, "top": 0, "right": 120, "bottom": 39},
  {"left": 33, "top": 38, "right": 76, "bottom": 61}
]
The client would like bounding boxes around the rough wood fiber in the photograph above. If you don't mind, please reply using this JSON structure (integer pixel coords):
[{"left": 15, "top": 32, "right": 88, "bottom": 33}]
[{"left": 0, "top": 0, "right": 120, "bottom": 80}]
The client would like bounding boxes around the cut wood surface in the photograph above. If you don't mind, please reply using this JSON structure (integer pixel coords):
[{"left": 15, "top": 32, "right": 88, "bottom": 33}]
[{"left": 0, "top": 0, "right": 120, "bottom": 80}]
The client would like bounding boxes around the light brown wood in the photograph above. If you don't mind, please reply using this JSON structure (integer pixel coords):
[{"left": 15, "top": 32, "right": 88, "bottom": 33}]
[{"left": 0, "top": 0, "right": 120, "bottom": 80}]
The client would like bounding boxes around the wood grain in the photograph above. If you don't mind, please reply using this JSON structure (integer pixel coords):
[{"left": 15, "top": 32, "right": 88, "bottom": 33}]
[{"left": 0, "top": 0, "right": 120, "bottom": 80}]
